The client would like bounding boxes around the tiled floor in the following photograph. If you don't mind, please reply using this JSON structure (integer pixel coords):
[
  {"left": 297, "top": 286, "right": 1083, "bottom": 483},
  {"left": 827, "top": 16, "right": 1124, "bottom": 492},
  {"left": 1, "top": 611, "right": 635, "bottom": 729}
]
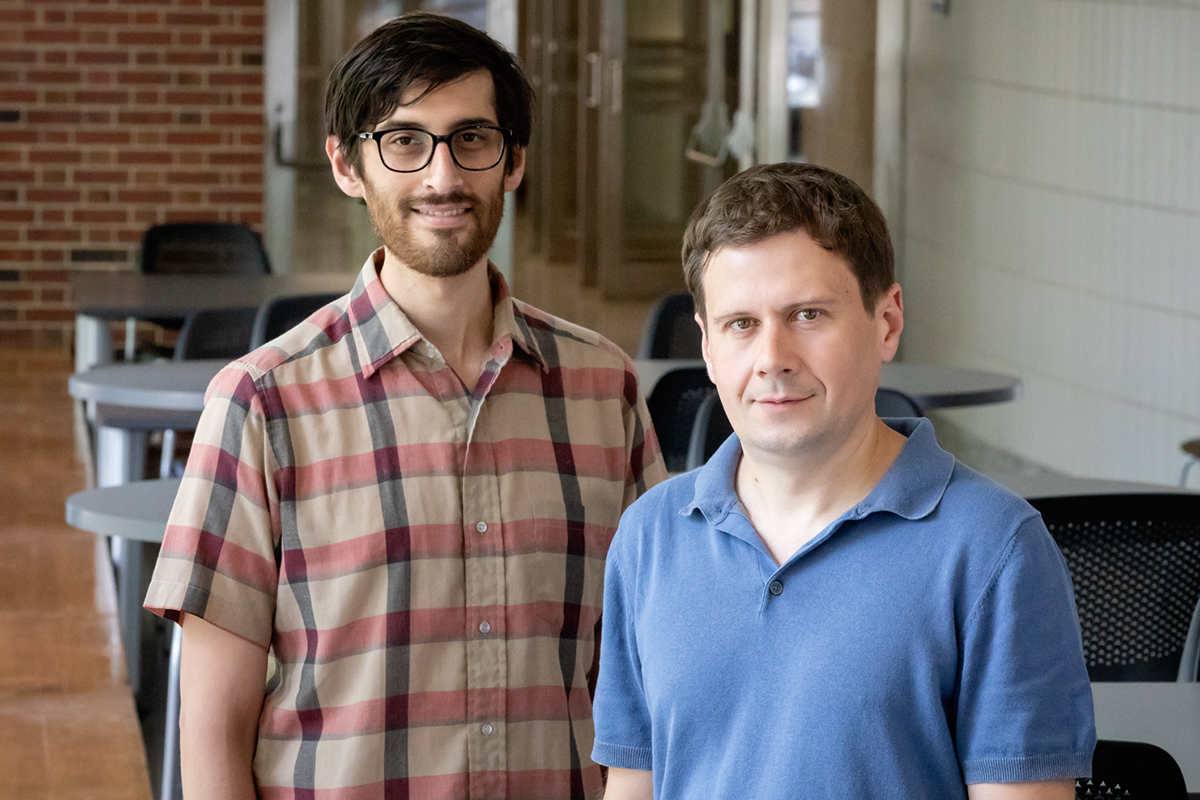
[{"left": 0, "top": 346, "right": 152, "bottom": 800}]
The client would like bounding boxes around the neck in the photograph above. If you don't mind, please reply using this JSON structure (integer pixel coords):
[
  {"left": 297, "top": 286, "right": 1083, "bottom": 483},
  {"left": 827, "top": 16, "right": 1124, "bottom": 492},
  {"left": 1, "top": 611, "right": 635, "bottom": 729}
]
[
  {"left": 735, "top": 416, "right": 907, "bottom": 565},
  {"left": 378, "top": 250, "right": 496, "bottom": 389}
]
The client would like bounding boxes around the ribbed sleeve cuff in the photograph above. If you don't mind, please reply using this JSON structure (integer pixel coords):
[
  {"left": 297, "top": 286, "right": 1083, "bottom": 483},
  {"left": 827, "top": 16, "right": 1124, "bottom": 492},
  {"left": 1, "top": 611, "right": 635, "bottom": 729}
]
[
  {"left": 591, "top": 740, "right": 653, "bottom": 771},
  {"left": 963, "top": 752, "right": 1094, "bottom": 784}
]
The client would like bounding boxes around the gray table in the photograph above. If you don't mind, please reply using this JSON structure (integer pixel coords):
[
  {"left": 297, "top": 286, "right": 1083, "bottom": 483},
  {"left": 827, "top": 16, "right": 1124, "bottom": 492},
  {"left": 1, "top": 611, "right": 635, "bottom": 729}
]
[
  {"left": 67, "top": 479, "right": 183, "bottom": 800},
  {"left": 73, "top": 271, "right": 353, "bottom": 372},
  {"left": 635, "top": 359, "right": 1022, "bottom": 411},
  {"left": 1092, "top": 682, "right": 1200, "bottom": 792},
  {"left": 993, "top": 472, "right": 1200, "bottom": 500}
]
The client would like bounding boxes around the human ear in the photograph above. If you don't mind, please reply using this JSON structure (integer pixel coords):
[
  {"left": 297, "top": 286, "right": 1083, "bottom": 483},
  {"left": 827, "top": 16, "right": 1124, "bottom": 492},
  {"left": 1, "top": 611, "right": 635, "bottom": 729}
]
[
  {"left": 326, "top": 136, "right": 366, "bottom": 199},
  {"left": 877, "top": 283, "right": 904, "bottom": 362}
]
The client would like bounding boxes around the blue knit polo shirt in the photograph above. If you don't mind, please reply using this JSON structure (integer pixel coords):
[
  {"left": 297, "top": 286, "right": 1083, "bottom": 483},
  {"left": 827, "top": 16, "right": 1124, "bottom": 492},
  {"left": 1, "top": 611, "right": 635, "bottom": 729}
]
[{"left": 592, "top": 418, "right": 1095, "bottom": 799}]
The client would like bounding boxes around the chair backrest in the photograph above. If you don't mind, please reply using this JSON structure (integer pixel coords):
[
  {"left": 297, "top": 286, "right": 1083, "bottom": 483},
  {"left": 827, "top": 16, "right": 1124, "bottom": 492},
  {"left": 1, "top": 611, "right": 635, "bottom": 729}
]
[
  {"left": 250, "top": 292, "right": 343, "bottom": 349},
  {"left": 1077, "top": 739, "right": 1189, "bottom": 799},
  {"left": 1028, "top": 493, "right": 1200, "bottom": 681},
  {"left": 173, "top": 307, "right": 258, "bottom": 362},
  {"left": 645, "top": 366, "right": 714, "bottom": 473},
  {"left": 686, "top": 390, "right": 732, "bottom": 472},
  {"left": 138, "top": 222, "right": 270, "bottom": 276},
  {"left": 637, "top": 293, "right": 702, "bottom": 360},
  {"left": 875, "top": 387, "right": 924, "bottom": 418}
]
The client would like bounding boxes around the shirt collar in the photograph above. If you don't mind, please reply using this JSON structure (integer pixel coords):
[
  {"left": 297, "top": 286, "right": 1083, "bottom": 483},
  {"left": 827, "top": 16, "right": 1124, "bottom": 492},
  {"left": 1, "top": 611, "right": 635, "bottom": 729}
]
[
  {"left": 684, "top": 417, "right": 955, "bottom": 526},
  {"left": 346, "top": 248, "right": 549, "bottom": 379}
]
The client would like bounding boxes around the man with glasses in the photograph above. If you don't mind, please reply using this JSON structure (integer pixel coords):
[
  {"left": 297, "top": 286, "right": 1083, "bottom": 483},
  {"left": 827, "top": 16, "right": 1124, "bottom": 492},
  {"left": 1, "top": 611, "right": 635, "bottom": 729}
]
[{"left": 145, "top": 13, "right": 664, "bottom": 798}]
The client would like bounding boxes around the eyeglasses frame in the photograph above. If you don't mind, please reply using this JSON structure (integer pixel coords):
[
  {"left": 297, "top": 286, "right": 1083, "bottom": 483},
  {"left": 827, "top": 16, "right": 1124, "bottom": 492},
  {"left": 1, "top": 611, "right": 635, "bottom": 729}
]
[{"left": 356, "top": 124, "right": 514, "bottom": 174}]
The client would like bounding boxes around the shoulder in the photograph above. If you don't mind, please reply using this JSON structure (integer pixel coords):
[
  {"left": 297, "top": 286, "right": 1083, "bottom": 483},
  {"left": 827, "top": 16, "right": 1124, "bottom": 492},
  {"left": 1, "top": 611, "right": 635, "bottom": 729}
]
[
  {"left": 512, "top": 298, "right": 634, "bottom": 371},
  {"left": 219, "top": 293, "right": 355, "bottom": 389},
  {"left": 612, "top": 471, "right": 704, "bottom": 556},
  {"left": 940, "top": 461, "right": 1041, "bottom": 530}
]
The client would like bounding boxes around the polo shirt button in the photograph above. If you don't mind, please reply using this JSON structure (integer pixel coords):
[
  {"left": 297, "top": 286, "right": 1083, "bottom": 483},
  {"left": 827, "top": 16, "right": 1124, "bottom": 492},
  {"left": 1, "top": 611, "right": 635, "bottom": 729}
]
[
  {"left": 476, "top": 521, "right": 488, "bottom": 533},
  {"left": 481, "top": 723, "right": 494, "bottom": 736},
  {"left": 768, "top": 580, "right": 784, "bottom": 596},
  {"left": 479, "top": 620, "right": 491, "bottom": 634}
]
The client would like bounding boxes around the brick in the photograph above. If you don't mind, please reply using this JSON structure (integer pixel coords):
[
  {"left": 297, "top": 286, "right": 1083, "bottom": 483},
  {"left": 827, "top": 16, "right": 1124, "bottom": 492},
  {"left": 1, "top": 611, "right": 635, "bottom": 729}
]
[
  {"left": 165, "top": 91, "right": 220, "bottom": 105},
  {"left": 0, "top": 188, "right": 19, "bottom": 201},
  {"left": 84, "top": 151, "right": 112, "bottom": 164},
  {"left": 210, "top": 0, "right": 263, "bottom": 7},
  {"left": 44, "top": 90, "right": 69, "bottom": 104},
  {"left": 209, "top": 190, "right": 261, "bottom": 204},
  {"left": 165, "top": 131, "right": 220, "bottom": 146},
  {"left": 29, "top": 150, "right": 82, "bottom": 164},
  {"left": 76, "top": 130, "right": 131, "bottom": 145},
  {"left": 86, "top": 71, "right": 114, "bottom": 84},
  {"left": 45, "top": 52, "right": 68, "bottom": 65},
  {"left": 41, "top": 288, "right": 66, "bottom": 302},
  {"left": 208, "top": 151, "right": 260, "bottom": 165},
  {"left": 40, "top": 209, "right": 64, "bottom": 222},
  {"left": 116, "top": 31, "right": 171, "bottom": 46},
  {"left": 39, "top": 169, "right": 67, "bottom": 183},
  {"left": 167, "top": 171, "right": 219, "bottom": 184},
  {"left": 75, "top": 51, "right": 129, "bottom": 65},
  {"left": 117, "top": 189, "right": 171, "bottom": 203},
  {"left": 117, "top": 110, "right": 172, "bottom": 125},
  {"left": 86, "top": 229, "right": 113, "bottom": 243},
  {"left": 0, "top": 229, "right": 16, "bottom": 241},
  {"left": 28, "top": 110, "right": 82, "bottom": 124},
  {"left": 165, "top": 12, "right": 219, "bottom": 25},
  {"left": 0, "top": 209, "right": 35, "bottom": 222},
  {"left": 0, "top": 10, "right": 36, "bottom": 24},
  {"left": 241, "top": 14, "right": 265, "bottom": 27},
  {"left": 210, "top": 33, "right": 261, "bottom": 47},
  {"left": 0, "top": 90, "right": 36, "bottom": 102},
  {"left": 84, "top": 31, "right": 110, "bottom": 45},
  {"left": 82, "top": 110, "right": 112, "bottom": 124},
  {"left": 0, "top": 169, "right": 35, "bottom": 181},
  {"left": 134, "top": 131, "right": 160, "bottom": 145},
  {"left": 68, "top": 251, "right": 125, "bottom": 264},
  {"left": 27, "top": 270, "right": 70, "bottom": 282},
  {"left": 28, "top": 70, "right": 83, "bottom": 83},
  {"left": 0, "top": 289, "right": 35, "bottom": 302},
  {"left": 210, "top": 112, "right": 260, "bottom": 126},
  {"left": 74, "top": 170, "right": 127, "bottom": 183},
  {"left": 134, "top": 12, "right": 161, "bottom": 24},
  {"left": 240, "top": 132, "right": 263, "bottom": 146},
  {"left": 135, "top": 90, "right": 159, "bottom": 104},
  {"left": 133, "top": 170, "right": 162, "bottom": 184},
  {"left": 117, "top": 151, "right": 171, "bottom": 165},
  {"left": 85, "top": 189, "right": 111, "bottom": 202},
  {"left": 165, "top": 51, "right": 219, "bottom": 66},
  {"left": 74, "top": 90, "right": 129, "bottom": 104},
  {"left": 177, "top": 72, "right": 202, "bottom": 86},
  {"left": 28, "top": 229, "right": 82, "bottom": 242},
  {"left": 0, "top": 70, "right": 20, "bottom": 83},
  {"left": 44, "top": 10, "right": 68, "bottom": 24},
  {"left": 177, "top": 191, "right": 202, "bottom": 203},
  {"left": 238, "top": 171, "right": 262, "bottom": 185},
  {"left": 178, "top": 32, "right": 201, "bottom": 46},
  {"left": 25, "top": 30, "right": 81, "bottom": 44},
  {"left": 0, "top": 249, "right": 35, "bottom": 261},
  {"left": 0, "top": 131, "right": 37, "bottom": 143},
  {"left": 239, "top": 92, "right": 263, "bottom": 105},
  {"left": 178, "top": 112, "right": 201, "bottom": 124},
  {"left": 74, "top": 10, "right": 129, "bottom": 24},
  {"left": 0, "top": 51, "right": 38, "bottom": 64},
  {"left": 209, "top": 72, "right": 260, "bottom": 86},
  {"left": 0, "top": 31, "right": 20, "bottom": 46},
  {"left": 136, "top": 52, "right": 159, "bottom": 65},
  {"left": 25, "top": 309, "right": 76, "bottom": 322},
  {"left": 27, "top": 190, "right": 82, "bottom": 203},
  {"left": 0, "top": 151, "right": 18, "bottom": 162},
  {"left": 118, "top": 71, "right": 170, "bottom": 85},
  {"left": 178, "top": 152, "right": 202, "bottom": 165},
  {"left": 72, "top": 209, "right": 127, "bottom": 223},
  {"left": 240, "top": 52, "right": 263, "bottom": 67}
]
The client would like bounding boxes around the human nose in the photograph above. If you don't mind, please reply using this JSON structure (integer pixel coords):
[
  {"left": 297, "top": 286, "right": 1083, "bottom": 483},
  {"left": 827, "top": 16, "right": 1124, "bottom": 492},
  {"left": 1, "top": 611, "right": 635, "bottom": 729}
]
[
  {"left": 754, "top": 320, "right": 796, "bottom": 376},
  {"left": 422, "top": 137, "right": 465, "bottom": 194}
]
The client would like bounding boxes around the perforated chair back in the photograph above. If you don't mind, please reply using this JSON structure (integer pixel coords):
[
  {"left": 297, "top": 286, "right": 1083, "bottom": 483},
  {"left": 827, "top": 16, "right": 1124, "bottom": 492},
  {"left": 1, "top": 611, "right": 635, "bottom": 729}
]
[
  {"left": 1028, "top": 493, "right": 1200, "bottom": 681},
  {"left": 1076, "top": 739, "right": 1189, "bottom": 799},
  {"left": 646, "top": 366, "right": 713, "bottom": 473},
  {"left": 875, "top": 387, "right": 924, "bottom": 418},
  {"left": 138, "top": 222, "right": 270, "bottom": 276},
  {"left": 250, "top": 292, "right": 343, "bottom": 349},
  {"left": 637, "top": 293, "right": 702, "bottom": 360},
  {"left": 173, "top": 307, "right": 257, "bottom": 362}
]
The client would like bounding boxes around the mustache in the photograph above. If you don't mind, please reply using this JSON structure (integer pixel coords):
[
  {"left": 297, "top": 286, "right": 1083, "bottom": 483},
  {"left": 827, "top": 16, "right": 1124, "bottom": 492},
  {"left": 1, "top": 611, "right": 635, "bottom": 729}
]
[{"left": 401, "top": 191, "right": 475, "bottom": 211}]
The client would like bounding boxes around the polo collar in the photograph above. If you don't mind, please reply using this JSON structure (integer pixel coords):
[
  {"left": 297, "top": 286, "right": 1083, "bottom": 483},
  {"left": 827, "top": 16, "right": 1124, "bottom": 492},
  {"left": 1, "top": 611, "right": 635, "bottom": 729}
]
[
  {"left": 346, "top": 248, "right": 548, "bottom": 379},
  {"left": 684, "top": 417, "right": 954, "bottom": 527}
]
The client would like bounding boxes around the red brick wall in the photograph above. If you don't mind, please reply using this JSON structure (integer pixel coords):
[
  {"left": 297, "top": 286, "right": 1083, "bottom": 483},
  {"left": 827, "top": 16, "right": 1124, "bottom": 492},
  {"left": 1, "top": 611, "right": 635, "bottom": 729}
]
[{"left": 0, "top": 0, "right": 265, "bottom": 348}]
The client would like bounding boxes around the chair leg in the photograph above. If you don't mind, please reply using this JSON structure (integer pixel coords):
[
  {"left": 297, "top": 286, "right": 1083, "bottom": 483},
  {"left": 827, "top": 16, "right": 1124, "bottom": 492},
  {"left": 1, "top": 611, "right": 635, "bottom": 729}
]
[
  {"left": 1182, "top": 457, "right": 1198, "bottom": 489},
  {"left": 124, "top": 317, "right": 137, "bottom": 362},
  {"left": 159, "top": 429, "right": 177, "bottom": 480},
  {"left": 161, "top": 622, "right": 183, "bottom": 800}
]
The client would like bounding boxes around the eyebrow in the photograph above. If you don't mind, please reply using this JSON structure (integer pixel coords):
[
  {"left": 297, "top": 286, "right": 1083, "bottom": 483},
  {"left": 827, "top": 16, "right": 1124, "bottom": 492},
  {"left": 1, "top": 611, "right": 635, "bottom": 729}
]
[
  {"left": 710, "top": 297, "right": 841, "bottom": 321},
  {"left": 374, "top": 116, "right": 498, "bottom": 132}
]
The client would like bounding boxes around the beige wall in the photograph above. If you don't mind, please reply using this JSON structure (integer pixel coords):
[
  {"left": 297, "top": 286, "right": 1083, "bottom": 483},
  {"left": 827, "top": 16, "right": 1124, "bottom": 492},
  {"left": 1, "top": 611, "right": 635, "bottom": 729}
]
[{"left": 901, "top": 0, "right": 1200, "bottom": 484}]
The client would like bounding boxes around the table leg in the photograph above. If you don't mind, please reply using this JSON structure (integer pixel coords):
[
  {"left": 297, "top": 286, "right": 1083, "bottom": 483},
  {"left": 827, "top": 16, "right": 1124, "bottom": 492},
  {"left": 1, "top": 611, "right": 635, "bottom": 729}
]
[
  {"left": 95, "top": 425, "right": 146, "bottom": 487},
  {"left": 161, "top": 622, "right": 183, "bottom": 800},
  {"left": 74, "top": 313, "right": 112, "bottom": 373}
]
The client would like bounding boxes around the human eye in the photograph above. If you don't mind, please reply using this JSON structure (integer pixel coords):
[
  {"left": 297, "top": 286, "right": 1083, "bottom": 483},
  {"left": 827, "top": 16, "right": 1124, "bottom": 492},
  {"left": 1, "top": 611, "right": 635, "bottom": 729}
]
[
  {"left": 727, "top": 317, "right": 755, "bottom": 332},
  {"left": 383, "top": 129, "right": 425, "bottom": 149},
  {"left": 795, "top": 309, "right": 821, "bottom": 322},
  {"left": 453, "top": 127, "right": 492, "bottom": 150}
]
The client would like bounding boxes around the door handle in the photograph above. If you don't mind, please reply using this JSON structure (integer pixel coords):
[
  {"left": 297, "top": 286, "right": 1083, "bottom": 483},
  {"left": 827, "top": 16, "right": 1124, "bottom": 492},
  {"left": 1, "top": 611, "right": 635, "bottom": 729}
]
[
  {"left": 607, "top": 58, "right": 622, "bottom": 114},
  {"left": 586, "top": 52, "right": 601, "bottom": 108}
]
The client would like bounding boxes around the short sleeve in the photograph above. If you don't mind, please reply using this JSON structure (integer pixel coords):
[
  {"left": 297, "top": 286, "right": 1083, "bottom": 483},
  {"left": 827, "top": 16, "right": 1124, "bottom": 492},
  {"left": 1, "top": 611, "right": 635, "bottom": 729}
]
[
  {"left": 591, "top": 531, "right": 654, "bottom": 771},
  {"left": 622, "top": 360, "right": 667, "bottom": 510},
  {"left": 956, "top": 516, "right": 1096, "bottom": 784},
  {"left": 143, "top": 362, "right": 280, "bottom": 649}
]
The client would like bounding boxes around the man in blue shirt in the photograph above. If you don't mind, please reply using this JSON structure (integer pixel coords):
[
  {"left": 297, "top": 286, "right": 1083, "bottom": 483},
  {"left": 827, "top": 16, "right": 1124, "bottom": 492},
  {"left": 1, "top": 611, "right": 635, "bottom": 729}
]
[{"left": 592, "top": 163, "right": 1095, "bottom": 799}]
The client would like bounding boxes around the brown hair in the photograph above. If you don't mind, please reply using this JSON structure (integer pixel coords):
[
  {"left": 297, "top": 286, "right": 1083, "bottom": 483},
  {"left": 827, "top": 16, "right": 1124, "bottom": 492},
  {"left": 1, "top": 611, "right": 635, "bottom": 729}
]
[
  {"left": 682, "top": 163, "right": 894, "bottom": 321},
  {"left": 323, "top": 12, "right": 534, "bottom": 174}
]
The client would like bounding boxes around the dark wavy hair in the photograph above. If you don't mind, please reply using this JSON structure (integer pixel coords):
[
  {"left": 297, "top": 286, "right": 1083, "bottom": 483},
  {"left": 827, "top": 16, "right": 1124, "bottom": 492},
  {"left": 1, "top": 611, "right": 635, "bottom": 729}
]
[
  {"left": 323, "top": 12, "right": 534, "bottom": 174},
  {"left": 682, "top": 163, "right": 894, "bottom": 321}
]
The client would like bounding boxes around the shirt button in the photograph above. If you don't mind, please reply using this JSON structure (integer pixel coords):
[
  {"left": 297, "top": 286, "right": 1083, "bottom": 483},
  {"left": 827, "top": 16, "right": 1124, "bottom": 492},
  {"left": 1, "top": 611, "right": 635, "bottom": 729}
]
[
  {"left": 476, "top": 521, "right": 488, "bottom": 533},
  {"left": 481, "top": 723, "right": 494, "bottom": 736},
  {"left": 768, "top": 580, "right": 784, "bottom": 596},
  {"left": 479, "top": 620, "right": 491, "bottom": 634}
]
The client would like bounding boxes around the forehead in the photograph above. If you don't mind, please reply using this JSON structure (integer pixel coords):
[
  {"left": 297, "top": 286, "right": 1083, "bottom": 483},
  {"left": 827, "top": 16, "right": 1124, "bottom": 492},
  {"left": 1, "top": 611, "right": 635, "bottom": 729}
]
[
  {"left": 703, "top": 230, "right": 859, "bottom": 307},
  {"left": 378, "top": 69, "right": 498, "bottom": 127}
]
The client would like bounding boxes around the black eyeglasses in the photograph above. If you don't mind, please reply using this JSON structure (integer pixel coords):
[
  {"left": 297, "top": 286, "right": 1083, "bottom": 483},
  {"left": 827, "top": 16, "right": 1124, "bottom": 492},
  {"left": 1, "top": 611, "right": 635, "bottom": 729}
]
[{"left": 357, "top": 125, "right": 512, "bottom": 173}]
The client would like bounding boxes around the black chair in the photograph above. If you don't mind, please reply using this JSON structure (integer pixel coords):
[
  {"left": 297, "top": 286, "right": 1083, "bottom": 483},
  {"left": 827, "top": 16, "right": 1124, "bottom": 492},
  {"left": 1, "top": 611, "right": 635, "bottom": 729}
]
[
  {"left": 683, "top": 386, "right": 927, "bottom": 472},
  {"left": 637, "top": 293, "right": 702, "bottom": 360},
  {"left": 250, "top": 292, "right": 343, "bottom": 349},
  {"left": 874, "top": 387, "right": 923, "bottom": 417},
  {"left": 1028, "top": 493, "right": 1200, "bottom": 682},
  {"left": 645, "top": 366, "right": 714, "bottom": 473},
  {"left": 173, "top": 307, "right": 258, "bottom": 362},
  {"left": 138, "top": 222, "right": 270, "bottom": 276},
  {"left": 1076, "top": 740, "right": 1189, "bottom": 799}
]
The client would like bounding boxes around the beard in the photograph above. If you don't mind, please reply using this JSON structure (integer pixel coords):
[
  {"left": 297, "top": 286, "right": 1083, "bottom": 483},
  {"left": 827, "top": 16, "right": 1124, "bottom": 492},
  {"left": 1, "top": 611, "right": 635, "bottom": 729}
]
[{"left": 363, "top": 182, "right": 506, "bottom": 279}]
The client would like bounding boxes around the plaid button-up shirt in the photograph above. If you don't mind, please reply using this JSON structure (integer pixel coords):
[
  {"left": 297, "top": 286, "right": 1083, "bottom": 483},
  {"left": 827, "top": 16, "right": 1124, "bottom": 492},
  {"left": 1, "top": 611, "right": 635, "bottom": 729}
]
[{"left": 145, "top": 251, "right": 665, "bottom": 799}]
